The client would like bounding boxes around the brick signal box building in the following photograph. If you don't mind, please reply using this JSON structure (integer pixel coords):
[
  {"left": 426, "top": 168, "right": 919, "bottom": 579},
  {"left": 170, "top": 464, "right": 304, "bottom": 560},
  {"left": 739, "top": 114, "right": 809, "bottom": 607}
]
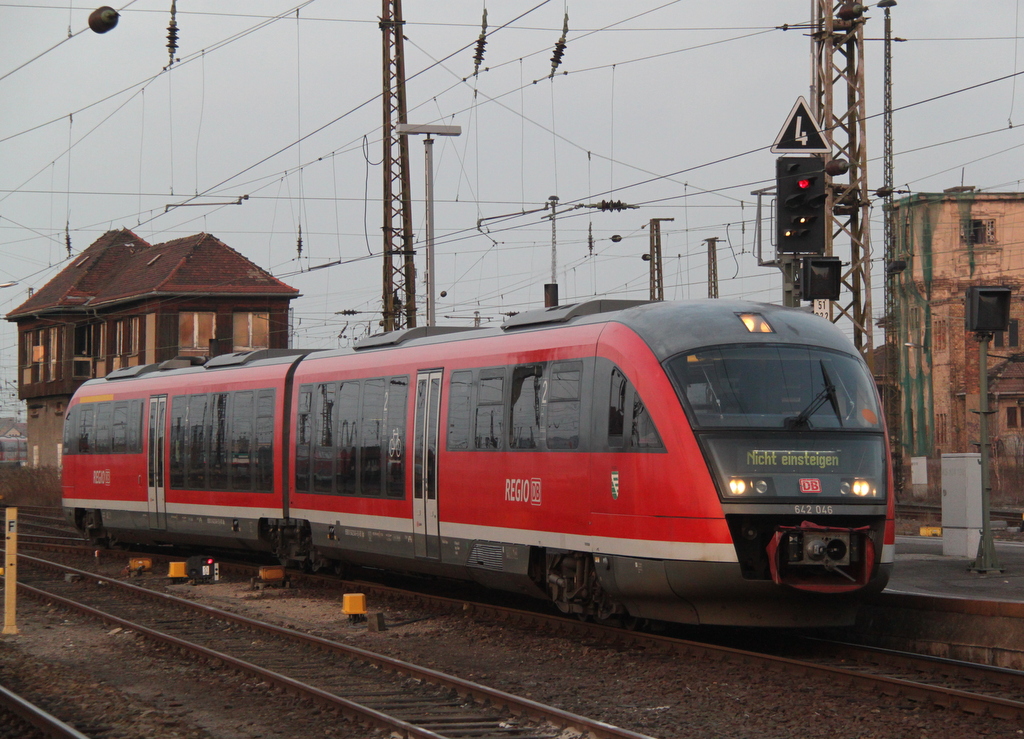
[
  {"left": 7, "top": 229, "right": 299, "bottom": 467},
  {"left": 891, "top": 188, "right": 1024, "bottom": 479}
]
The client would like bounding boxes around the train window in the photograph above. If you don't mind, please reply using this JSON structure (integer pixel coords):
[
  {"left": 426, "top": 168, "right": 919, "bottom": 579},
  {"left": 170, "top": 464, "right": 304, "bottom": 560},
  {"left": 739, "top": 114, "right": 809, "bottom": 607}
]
[
  {"left": 64, "top": 406, "right": 77, "bottom": 455},
  {"left": 475, "top": 369, "right": 505, "bottom": 450},
  {"left": 231, "top": 391, "right": 254, "bottom": 490},
  {"left": 169, "top": 397, "right": 187, "bottom": 487},
  {"left": 608, "top": 368, "right": 627, "bottom": 448},
  {"left": 510, "top": 364, "right": 543, "bottom": 449},
  {"left": 361, "top": 379, "right": 385, "bottom": 496},
  {"left": 187, "top": 394, "right": 209, "bottom": 488},
  {"left": 209, "top": 393, "right": 230, "bottom": 490},
  {"left": 111, "top": 402, "right": 128, "bottom": 453},
  {"left": 336, "top": 381, "right": 360, "bottom": 496},
  {"left": 78, "top": 405, "right": 95, "bottom": 455},
  {"left": 668, "top": 345, "right": 884, "bottom": 430},
  {"left": 631, "top": 394, "right": 663, "bottom": 448},
  {"left": 547, "top": 361, "right": 581, "bottom": 450},
  {"left": 385, "top": 376, "right": 408, "bottom": 498},
  {"left": 447, "top": 371, "right": 473, "bottom": 450},
  {"left": 295, "top": 386, "right": 312, "bottom": 492},
  {"left": 607, "top": 366, "right": 663, "bottom": 451},
  {"left": 95, "top": 402, "right": 112, "bottom": 454},
  {"left": 255, "top": 390, "right": 275, "bottom": 492},
  {"left": 128, "top": 399, "right": 143, "bottom": 453},
  {"left": 313, "top": 383, "right": 335, "bottom": 494}
]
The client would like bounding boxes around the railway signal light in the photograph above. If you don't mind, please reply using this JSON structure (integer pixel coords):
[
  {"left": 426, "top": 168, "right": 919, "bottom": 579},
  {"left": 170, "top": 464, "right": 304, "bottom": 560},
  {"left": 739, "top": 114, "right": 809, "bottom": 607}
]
[
  {"left": 776, "top": 156, "right": 827, "bottom": 254},
  {"left": 801, "top": 256, "right": 842, "bottom": 301}
]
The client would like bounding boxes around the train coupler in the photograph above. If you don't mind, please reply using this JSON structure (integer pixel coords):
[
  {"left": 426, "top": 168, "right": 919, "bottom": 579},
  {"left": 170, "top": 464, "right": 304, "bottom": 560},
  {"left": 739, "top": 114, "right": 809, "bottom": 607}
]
[{"left": 766, "top": 521, "right": 875, "bottom": 593}]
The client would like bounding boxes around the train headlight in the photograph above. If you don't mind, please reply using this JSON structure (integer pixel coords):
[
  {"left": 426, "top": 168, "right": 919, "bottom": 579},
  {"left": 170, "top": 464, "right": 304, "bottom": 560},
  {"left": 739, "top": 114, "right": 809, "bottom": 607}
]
[
  {"left": 841, "top": 478, "right": 876, "bottom": 497},
  {"left": 852, "top": 479, "right": 873, "bottom": 497},
  {"left": 728, "top": 478, "right": 773, "bottom": 496}
]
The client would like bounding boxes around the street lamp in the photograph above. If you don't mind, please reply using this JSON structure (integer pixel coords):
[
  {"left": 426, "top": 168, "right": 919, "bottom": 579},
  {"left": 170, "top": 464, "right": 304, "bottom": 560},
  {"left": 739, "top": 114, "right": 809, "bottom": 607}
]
[{"left": 395, "top": 123, "right": 461, "bottom": 327}]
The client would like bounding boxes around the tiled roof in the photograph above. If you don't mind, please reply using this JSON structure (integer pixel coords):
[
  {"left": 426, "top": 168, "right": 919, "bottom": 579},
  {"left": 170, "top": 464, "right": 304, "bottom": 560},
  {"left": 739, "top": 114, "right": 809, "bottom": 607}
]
[
  {"left": 8, "top": 230, "right": 298, "bottom": 318},
  {"left": 990, "top": 356, "right": 1024, "bottom": 395}
]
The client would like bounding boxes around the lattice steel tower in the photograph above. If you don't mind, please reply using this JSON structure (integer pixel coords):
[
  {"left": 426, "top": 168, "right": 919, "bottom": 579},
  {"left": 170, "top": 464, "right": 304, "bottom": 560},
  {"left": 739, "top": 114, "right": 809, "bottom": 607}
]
[
  {"left": 811, "top": 1, "right": 874, "bottom": 366},
  {"left": 381, "top": 0, "right": 416, "bottom": 331}
]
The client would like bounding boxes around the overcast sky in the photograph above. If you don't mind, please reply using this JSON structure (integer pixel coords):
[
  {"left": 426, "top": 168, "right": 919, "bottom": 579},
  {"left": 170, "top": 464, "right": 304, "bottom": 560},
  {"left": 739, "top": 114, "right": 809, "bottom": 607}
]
[{"left": 0, "top": 1, "right": 1021, "bottom": 418}]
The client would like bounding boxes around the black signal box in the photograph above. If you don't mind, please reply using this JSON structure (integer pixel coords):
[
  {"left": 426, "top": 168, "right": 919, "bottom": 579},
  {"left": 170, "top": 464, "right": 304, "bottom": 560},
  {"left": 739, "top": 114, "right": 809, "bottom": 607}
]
[
  {"left": 801, "top": 256, "right": 842, "bottom": 301},
  {"left": 966, "top": 286, "right": 1012, "bottom": 333}
]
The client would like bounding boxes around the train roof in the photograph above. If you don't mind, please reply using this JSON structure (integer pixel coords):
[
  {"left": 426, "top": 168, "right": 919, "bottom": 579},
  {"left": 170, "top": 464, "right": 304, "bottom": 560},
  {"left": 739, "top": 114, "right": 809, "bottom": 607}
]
[
  {"left": 603, "top": 300, "right": 862, "bottom": 362},
  {"left": 81, "top": 300, "right": 862, "bottom": 389}
]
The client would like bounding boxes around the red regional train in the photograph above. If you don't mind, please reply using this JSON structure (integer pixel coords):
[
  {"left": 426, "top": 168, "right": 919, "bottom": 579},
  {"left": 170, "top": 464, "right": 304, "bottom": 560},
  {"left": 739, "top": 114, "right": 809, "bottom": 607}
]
[{"left": 62, "top": 299, "right": 894, "bottom": 627}]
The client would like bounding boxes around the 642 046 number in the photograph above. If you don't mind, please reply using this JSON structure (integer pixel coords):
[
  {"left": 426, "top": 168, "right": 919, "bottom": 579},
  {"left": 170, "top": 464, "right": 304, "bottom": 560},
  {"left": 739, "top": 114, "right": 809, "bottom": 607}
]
[{"left": 794, "top": 504, "right": 833, "bottom": 515}]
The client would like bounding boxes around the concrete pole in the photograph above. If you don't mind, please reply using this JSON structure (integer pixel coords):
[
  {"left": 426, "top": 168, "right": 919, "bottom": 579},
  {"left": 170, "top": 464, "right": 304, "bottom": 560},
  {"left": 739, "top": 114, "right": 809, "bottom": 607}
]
[
  {"left": 971, "top": 333, "right": 1003, "bottom": 573},
  {"left": 3, "top": 507, "right": 17, "bottom": 635}
]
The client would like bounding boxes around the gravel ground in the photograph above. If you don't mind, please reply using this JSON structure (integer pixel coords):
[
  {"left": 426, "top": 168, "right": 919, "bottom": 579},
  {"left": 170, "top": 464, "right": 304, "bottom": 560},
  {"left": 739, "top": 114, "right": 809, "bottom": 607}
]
[{"left": 4, "top": 566, "right": 1024, "bottom": 739}]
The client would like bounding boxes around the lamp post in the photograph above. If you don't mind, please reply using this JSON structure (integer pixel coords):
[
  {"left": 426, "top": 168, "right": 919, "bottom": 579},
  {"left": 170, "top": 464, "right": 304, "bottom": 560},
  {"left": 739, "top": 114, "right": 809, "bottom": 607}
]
[{"left": 395, "top": 124, "right": 461, "bottom": 327}]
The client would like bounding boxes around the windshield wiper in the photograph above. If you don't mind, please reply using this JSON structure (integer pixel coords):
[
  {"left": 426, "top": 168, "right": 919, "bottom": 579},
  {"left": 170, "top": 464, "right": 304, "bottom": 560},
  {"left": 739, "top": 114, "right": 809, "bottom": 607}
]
[{"left": 784, "top": 360, "right": 843, "bottom": 429}]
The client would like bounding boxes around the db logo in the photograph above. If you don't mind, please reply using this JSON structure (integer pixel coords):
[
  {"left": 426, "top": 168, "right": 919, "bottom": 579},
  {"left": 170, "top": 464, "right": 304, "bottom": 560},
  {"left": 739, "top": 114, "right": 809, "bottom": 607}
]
[{"left": 799, "top": 478, "right": 822, "bottom": 494}]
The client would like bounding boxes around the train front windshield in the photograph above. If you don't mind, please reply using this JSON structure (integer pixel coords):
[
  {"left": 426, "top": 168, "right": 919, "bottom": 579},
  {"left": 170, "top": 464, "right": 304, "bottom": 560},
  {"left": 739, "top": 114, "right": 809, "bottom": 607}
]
[{"left": 667, "top": 345, "right": 887, "bottom": 502}]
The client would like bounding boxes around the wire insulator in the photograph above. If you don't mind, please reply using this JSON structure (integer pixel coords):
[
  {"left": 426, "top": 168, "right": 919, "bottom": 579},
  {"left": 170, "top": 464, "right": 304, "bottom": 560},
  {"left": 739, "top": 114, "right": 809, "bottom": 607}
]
[
  {"left": 166, "top": 1, "right": 178, "bottom": 67},
  {"left": 296, "top": 224, "right": 303, "bottom": 259},
  {"left": 65, "top": 223, "right": 72, "bottom": 259},
  {"left": 549, "top": 12, "right": 568, "bottom": 78},
  {"left": 472, "top": 8, "right": 488, "bottom": 77}
]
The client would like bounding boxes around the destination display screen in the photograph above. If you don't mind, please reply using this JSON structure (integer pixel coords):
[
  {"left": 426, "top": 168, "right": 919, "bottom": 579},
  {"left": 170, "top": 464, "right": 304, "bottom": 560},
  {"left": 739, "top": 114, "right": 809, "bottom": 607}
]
[
  {"left": 744, "top": 449, "right": 841, "bottom": 471},
  {"left": 701, "top": 433, "right": 886, "bottom": 501}
]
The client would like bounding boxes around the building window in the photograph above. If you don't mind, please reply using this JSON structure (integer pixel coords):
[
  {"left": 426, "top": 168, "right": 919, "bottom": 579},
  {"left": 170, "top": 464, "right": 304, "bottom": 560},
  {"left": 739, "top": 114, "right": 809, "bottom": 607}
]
[
  {"left": 964, "top": 219, "right": 996, "bottom": 245},
  {"left": 179, "top": 312, "right": 215, "bottom": 357},
  {"left": 936, "top": 413, "right": 948, "bottom": 445},
  {"left": 23, "top": 326, "right": 62, "bottom": 384},
  {"left": 933, "top": 318, "right": 947, "bottom": 353},
  {"left": 112, "top": 317, "right": 140, "bottom": 369},
  {"left": 1008, "top": 407, "right": 1019, "bottom": 430},
  {"left": 73, "top": 323, "right": 100, "bottom": 378},
  {"left": 994, "top": 319, "right": 1019, "bottom": 349},
  {"left": 233, "top": 312, "right": 269, "bottom": 351}
]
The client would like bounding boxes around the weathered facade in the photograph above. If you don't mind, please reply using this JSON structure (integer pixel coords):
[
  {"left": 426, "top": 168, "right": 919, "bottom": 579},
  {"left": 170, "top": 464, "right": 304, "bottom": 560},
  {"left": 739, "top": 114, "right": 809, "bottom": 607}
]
[
  {"left": 6, "top": 229, "right": 299, "bottom": 467},
  {"left": 891, "top": 189, "right": 1024, "bottom": 469}
]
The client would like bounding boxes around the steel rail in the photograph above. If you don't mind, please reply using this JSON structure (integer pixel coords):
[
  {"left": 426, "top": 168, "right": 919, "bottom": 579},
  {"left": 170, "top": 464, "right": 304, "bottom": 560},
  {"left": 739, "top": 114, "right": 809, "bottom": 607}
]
[
  {"left": 0, "top": 682, "right": 92, "bottom": 739},
  {"left": 22, "top": 547, "right": 1024, "bottom": 719},
  {"left": 16, "top": 554, "right": 655, "bottom": 739},
  {"left": 217, "top": 566, "right": 1024, "bottom": 720}
]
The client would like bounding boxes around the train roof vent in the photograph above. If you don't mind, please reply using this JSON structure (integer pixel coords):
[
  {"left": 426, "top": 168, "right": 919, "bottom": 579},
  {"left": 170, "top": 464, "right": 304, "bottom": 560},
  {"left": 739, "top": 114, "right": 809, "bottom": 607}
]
[
  {"left": 501, "top": 299, "right": 650, "bottom": 331},
  {"left": 157, "top": 356, "right": 207, "bottom": 371},
  {"left": 104, "top": 363, "right": 162, "bottom": 380},
  {"left": 204, "top": 348, "right": 313, "bottom": 368},
  {"left": 354, "top": 325, "right": 477, "bottom": 351}
]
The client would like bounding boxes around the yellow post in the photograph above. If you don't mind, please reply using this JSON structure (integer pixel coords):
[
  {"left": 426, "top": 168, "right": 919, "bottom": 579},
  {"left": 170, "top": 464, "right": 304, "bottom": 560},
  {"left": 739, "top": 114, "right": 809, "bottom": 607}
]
[{"left": 3, "top": 508, "right": 17, "bottom": 635}]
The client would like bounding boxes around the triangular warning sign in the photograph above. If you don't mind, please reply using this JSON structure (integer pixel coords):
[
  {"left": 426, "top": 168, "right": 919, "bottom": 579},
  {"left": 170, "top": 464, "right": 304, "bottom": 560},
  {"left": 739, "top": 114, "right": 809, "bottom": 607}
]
[{"left": 771, "top": 97, "right": 829, "bottom": 154}]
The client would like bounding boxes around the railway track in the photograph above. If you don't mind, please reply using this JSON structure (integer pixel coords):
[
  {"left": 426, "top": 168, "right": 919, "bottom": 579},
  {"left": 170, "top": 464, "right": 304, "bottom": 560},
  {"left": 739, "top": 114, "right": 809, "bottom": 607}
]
[
  {"left": 13, "top": 553, "right": 654, "bottom": 739},
  {"left": 0, "top": 683, "right": 90, "bottom": 739},
  {"left": 17, "top": 541, "right": 1024, "bottom": 724},
  {"left": 8, "top": 509, "right": 87, "bottom": 547},
  {"left": 896, "top": 502, "right": 1024, "bottom": 527}
]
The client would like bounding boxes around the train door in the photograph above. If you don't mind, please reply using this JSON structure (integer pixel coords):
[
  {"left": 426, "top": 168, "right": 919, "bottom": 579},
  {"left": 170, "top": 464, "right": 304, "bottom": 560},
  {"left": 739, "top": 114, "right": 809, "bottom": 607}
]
[
  {"left": 412, "top": 370, "right": 443, "bottom": 559},
  {"left": 147, "top": 395, "right": 167, "bottom": 530}
]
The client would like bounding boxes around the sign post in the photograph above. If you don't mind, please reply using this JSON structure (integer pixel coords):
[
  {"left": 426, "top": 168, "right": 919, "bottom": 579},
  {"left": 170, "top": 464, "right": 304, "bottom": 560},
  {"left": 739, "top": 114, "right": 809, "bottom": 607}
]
[{"left": 3, "top": 508, "right": 17, "bottom": 635}]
